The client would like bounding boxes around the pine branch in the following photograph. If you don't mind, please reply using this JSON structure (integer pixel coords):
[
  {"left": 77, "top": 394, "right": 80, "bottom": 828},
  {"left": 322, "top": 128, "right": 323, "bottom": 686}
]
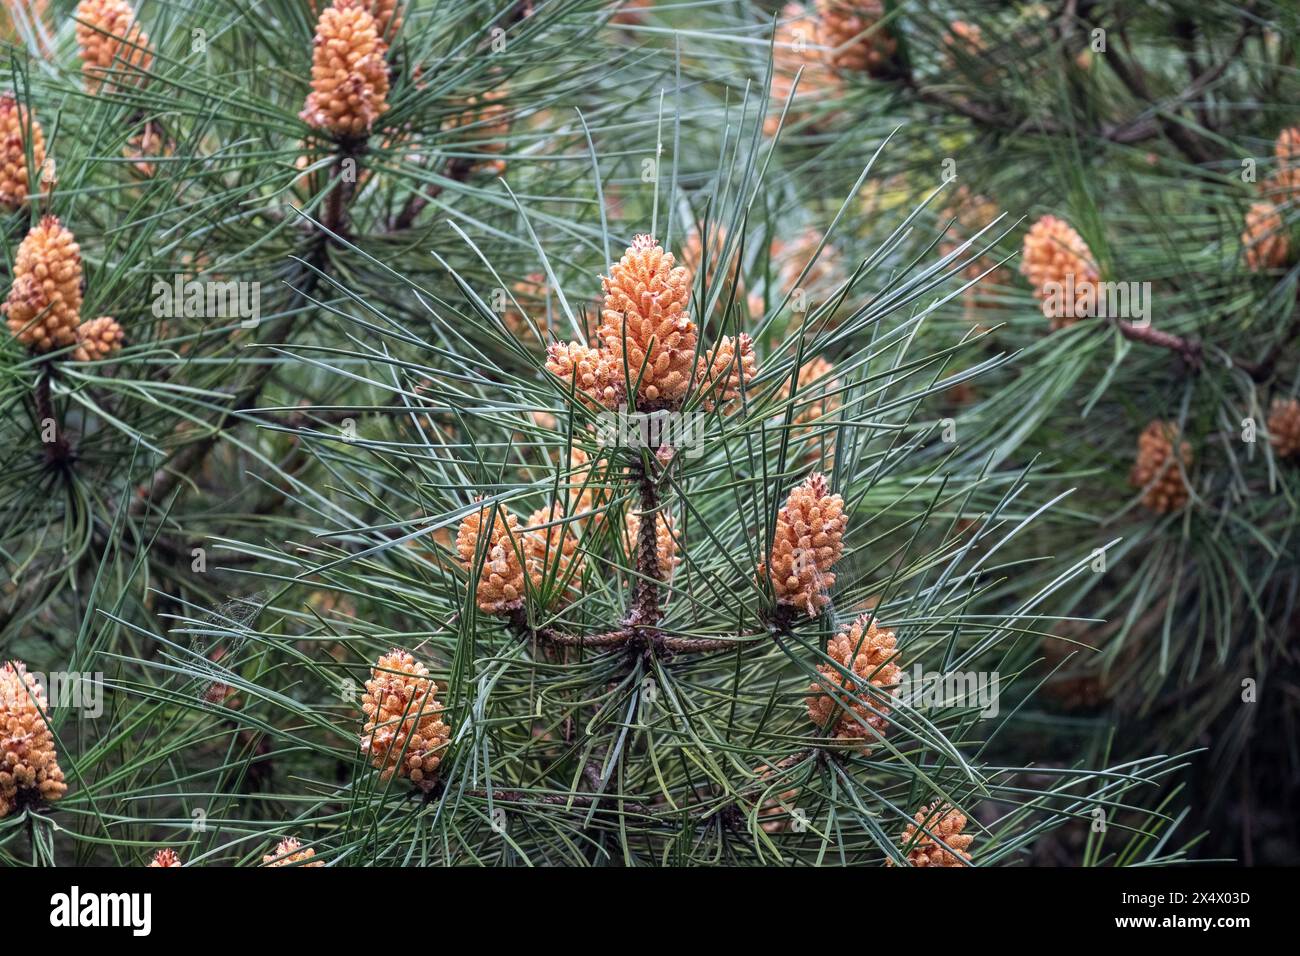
[
  {"left": 33, "top": 364, "right": 71, "bottom": 468},
  {"left": 628, "top": 457, "right": 663, "bottom": 628},
  {"left": 131, "top": 144, "right": 359, "bottom": 515},
  {"left": 1115, "top": 320, "right": 1202, "bottom": 367}
]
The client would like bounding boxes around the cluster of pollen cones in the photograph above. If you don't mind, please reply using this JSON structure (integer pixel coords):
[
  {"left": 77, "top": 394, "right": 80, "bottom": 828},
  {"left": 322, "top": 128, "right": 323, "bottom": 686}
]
[
  {"left": 1019, "top": 214, "right": 1100, "bottom": 330},
  {"left": 1244, "top": 127, "right": 1300, "bottom": 271},
  {"left": 806, "top": 613, "right": 902, "bottom": 751},
  {"left": 1, "top": 661, "right": 68, "bottom": 818},
  {"left": 891, "top": 803, "right": 975, "bottom": 866},
  {"left": 2, "top": 1, "right": 160, "bottom": 359},
  {"left": 1130, "top": 420, "right": 1193, "bottom": 514},
  {"left": 544, "top": 234, "right": 756, "bottom": 414},
  {"left": 3, "top": 215, "right": 124, "bottom": 360},
  {"left": 0, "top": 92, "right": 50, "bottom": 210},
  {"left": 451, "top": 491, "right": 677, "bottom": 618},
  {"left": 360, "top": 650, "right": 450, "bottom": 790},
  {"left": 75, "top": 0, "right": 154, "bottom": 94},
  {"left": 765, "top": 1, "right": 898, "bottom": 136},
  {"left": 759, "top": 472, "right": 847, "bottom": 616},
  {"left": 300, "top": 0, "right": 394, "bottom": 138},
  {"left": 262, "top": 836, "right": 324, "bottom": 866},
  {"left": 1269, "top": 397, "right": 1300, "bottom": 459}
]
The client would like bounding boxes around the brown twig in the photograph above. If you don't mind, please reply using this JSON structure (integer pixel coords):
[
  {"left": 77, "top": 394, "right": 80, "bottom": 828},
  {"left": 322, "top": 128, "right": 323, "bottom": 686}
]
[
  {"left": 34, "top": 364, "right": 71, "bottom": 468},
  {"left": 1114, "top": 320, "right": 1202, "bottom": 367},
  {"left": 539, "top": 626, "right": 632, "bottom": 649},
  {"left": 903, "top": 7, "right": 1253, "bottom": 157},
  {"left": 629, "top": 458, "right": 663, "bottom": 628},
  {"left": 659, "top": 635, "right": 751, "bottom": 654},
  {"left": 1116, "top": 285, "right": 1299, "bottom": 380},
  {"left": 389, "top": 156, "right": 474, "bottom": 232}
]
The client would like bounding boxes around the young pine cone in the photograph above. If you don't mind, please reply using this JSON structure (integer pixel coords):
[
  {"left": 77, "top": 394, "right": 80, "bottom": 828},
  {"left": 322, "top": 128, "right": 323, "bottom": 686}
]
[
  {"left": 773, "top": 227, "right": 844, "bottom": 299},
  {"left": 594, "top": 234, "right": 697, "bottom": 408},
  {"left": 125, "top": 121, "right": 169, "bottom": 177},
  {"left": 147, "top": 848, "right": 181, "bottom": 867},
  {"left": 544, "top": 340, "right": 610, "bottom": 404},
  {"left": 1130, "top": 420, "right": 1192, "bottom": 514},
  {"left": 816, "top": 0, "right": 897, "bottom": 77},
  {"left": 895, "top": 803, "right": 974, "bottom": 867},
  {"left": 73, "top": 316, "right": 124, "bottom": 362},
  {"left": 300, "top": 0, "right": 391, "bottom": 138},
  {"left": 941, "top": 186, "right": 1009, "bottom": 320},
  {"left": 681, "top": 226, "right": 741, "bottom": 294},
  {"left": 1242, "top": 201, "right": 1290, "bottom": 272},
  {"left": 523, "top": 503, "right": 585, "bottom": 605},
  {"left": 360, "top": 649, "right": 450, "bottom": 790},
  {"left": 262, "top": 836, "right": 324, "bottom": 867},
  {"left": 1, "top": 661, "right": 69, "bottom": 818},
  {"left": 1276, "top": 126, "right": 1300, "bottom": 168},
  {"left": 3, "top": 216, "right": 83, "bottom": 353},
  {"left": 0, "top": 93, "right": 46, "bottom": 210},
  {"left": 764, "top": 4, "right": 842, "bottom": 137},
  {"left": 75, "top": 0, "right": 154, "bottom": 94},
  {"left": 502, "top": 272, "right": 551, "bottom": 346},
  {"left": 456, "top": 501, "right": 527, "bottom": 614},
  {"left": 806, "top": 613, "right": 901, "bottom": 750},
  {"left": 445, "top": 91, "right": 511, "bottom": 177},
  {"left": 698, "top": 334, "right": 758, "bottom": 411},
  {"left": 1267, "top": 397, "right": 1300, "bottom": 459},
  {"left": 759, "top": 472, "right": 847, "bottom": 616},
  {"left": 623, "top": 508, "right": 680, "bottom": 581},
  {"left": 1019, "top": 215, "right": 1099, "bottom": 329},
  {"left": 781, "top": 356, "right": 841, "bottom": 461}
]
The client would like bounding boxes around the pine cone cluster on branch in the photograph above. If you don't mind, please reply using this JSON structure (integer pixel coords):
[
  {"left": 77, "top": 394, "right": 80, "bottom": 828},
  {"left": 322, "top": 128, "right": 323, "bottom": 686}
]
[
  {"left": 806, "top": 613, "right": 902, "bottom": 750},
  {"left": 0, "top": 92, "right": 46, "bottom": 211},
  {"left": 759, "top": 472, "right": 847, "bottom": 616},
  {"left": 456, "top": 502, "right": 528, "bottom": 615},
  {"left": 1130, "top": 420, "right": 1193, "bottom": 514},
  {"left": 894, "top": 803, "right": 974, "bottom": 867},
  {"left": 3, "top": 216, "right": 84, "bottom": 353},
  {"left": 1267, "top": 397, "right": 1300, "bottom": 460},
  {"left": 815, "top": 0, "right": 897, "bottom": 76},
  {"left": 261, "top": 836, "right": 324, "bottom": 867},
  {"left": 73, "top": 316, "right": 125, "bottom": 362},
  {"left": 360, "top": 650, "right": 450, "bottom": 790},
  {"left": 1020, "top": 215, "right": 1100, "bottom": 329},
  {"left": 74, "top": 0, "right": 154, "bottom": 94},
  {"left": 1, "top": 661, "right": 68, "bottom": 818},
  {"left": 300, "top": 0, "right": 392, "bottom": 138},
  {"left": 545, "top": 235, "right": 760, "bottom": 414}
]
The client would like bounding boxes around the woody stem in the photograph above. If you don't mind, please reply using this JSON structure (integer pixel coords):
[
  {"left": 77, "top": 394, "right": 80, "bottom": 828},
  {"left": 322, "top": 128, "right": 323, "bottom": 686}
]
[
  {"left": 34, "top": 364, "right": 70, "bottom": 467},
  {"left": 630, "top": 459, "right": 662, "bottom": 628},
  {"left": 323, "top": 140, "right": 361, "bottom": 241},
  {"left": 1114, "top": 319, "right": 1201, "bottom": 366}
]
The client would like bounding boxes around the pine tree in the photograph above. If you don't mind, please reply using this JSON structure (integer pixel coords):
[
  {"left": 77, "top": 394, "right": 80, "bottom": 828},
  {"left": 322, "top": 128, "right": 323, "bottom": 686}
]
[
  {"left": 752, "top": 0, "right": 1299, "bottom": 859},
  {"left": 0, "top": 0, "right": 1219, "bottom": 867}
]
